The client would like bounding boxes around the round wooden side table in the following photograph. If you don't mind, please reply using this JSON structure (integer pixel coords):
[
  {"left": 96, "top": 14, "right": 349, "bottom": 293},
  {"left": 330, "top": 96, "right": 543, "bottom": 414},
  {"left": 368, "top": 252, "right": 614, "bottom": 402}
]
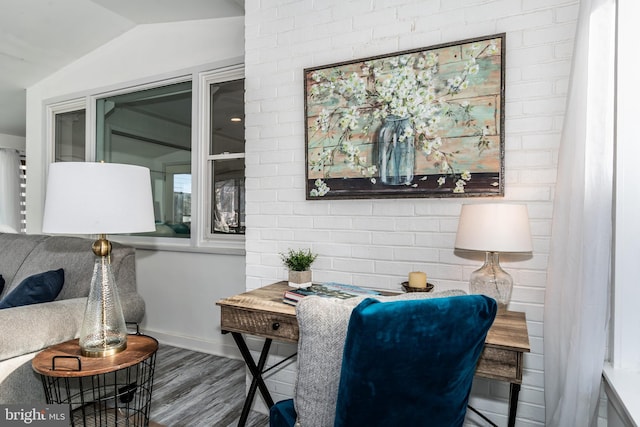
[{"left": 32, "top": 334, "right": 158, "bottom": 427}]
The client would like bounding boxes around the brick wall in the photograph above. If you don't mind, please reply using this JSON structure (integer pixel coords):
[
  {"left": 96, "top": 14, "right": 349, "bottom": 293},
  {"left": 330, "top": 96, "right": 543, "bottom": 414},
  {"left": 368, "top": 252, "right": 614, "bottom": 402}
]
[{"left": 244, "top": 0, "right": 579, "bottom": 424}]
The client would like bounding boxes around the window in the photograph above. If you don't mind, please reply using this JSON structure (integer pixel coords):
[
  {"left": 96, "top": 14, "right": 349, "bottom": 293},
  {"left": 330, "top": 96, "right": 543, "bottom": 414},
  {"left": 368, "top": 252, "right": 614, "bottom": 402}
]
[
  {"left": 50, "top": 98, "right": 87, "bottom": 163},
  {"left": 45, "top": 63, "right": 245, "bottom": 250},
  {"left": 165, "top": 163, "right": 192, "bottom": 232},
  {"left": 54, "top": 109, "right": 86, "bottom": 162},
  {"left": 19, "top": 153, "right": 26, "bottom": 233},
  {"left": 96, "top": 81, "right": 192, "bottom": 238},
  {"left": 208, "top": 79, "right": 245, "bottom": 234}
]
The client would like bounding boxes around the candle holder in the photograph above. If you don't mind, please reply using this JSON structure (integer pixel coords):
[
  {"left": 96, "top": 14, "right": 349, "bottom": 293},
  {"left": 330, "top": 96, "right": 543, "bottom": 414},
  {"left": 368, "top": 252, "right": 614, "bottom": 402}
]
[{"left": 401, "top": 282, "right": 434, "bottom": 293}]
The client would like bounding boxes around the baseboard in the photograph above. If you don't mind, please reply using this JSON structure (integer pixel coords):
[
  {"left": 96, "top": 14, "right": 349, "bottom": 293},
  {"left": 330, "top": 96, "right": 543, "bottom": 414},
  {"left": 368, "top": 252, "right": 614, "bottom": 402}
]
[{"left": 139, "top": 328, "right": 242, "bottom": 360}]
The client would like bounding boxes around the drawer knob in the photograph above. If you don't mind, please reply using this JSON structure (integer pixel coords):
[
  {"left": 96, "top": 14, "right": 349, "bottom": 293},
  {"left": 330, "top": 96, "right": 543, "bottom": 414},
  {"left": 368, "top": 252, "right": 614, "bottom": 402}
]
[{"left": 272, "top": 322, "right": 280, "bottom": 330}]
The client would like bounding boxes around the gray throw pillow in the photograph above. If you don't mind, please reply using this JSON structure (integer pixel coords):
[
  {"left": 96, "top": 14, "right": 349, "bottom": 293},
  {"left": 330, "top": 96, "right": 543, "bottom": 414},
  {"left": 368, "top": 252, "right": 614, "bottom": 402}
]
[{"left": 294, "top": 289, "right": 466, "bottom": 427}]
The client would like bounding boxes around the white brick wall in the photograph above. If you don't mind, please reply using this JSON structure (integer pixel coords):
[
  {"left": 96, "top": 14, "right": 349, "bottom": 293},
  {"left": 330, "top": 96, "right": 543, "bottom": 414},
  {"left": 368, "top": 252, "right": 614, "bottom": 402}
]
[{"left": 245, "top": 0, "right": 579, "bottom": 424}]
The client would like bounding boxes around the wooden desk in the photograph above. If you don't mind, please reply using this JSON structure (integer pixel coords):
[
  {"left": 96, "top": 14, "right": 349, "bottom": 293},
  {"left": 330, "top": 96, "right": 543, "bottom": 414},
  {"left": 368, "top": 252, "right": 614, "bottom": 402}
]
[{"left": 218, "top": 282, "right": 530, "bottom": 427}]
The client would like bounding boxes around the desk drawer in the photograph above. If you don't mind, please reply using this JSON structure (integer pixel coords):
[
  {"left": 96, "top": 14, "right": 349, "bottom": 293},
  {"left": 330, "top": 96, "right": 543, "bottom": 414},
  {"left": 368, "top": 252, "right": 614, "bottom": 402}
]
[
  {"left": 221, "top": 307, "right": 299, "bottom": 343},
  {"left": 476, "top": 346, "right": 523, "bottom": 383}
]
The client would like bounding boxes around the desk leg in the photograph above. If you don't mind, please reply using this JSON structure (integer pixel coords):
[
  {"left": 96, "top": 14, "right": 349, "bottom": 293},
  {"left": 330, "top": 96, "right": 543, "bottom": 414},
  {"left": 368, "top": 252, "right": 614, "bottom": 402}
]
[
  {"left": 508, "top": 383, "right": 521, "bottom": 427},
  {"left": 231, "top": 332, "right": 275, "bottom": 427}
]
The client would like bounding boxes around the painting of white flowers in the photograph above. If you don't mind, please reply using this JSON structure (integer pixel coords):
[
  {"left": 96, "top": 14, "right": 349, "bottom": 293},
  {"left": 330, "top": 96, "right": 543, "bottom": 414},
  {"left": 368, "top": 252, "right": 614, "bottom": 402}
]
[{"left": 304, "top": 33, "right": 505, "bottom": 199}]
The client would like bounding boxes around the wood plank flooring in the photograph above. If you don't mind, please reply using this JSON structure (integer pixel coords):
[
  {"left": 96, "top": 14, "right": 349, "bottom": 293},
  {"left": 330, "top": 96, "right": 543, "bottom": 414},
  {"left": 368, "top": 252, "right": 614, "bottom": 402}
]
[{"left": 150, "top": 344, "right": 269, "bottom": 427}]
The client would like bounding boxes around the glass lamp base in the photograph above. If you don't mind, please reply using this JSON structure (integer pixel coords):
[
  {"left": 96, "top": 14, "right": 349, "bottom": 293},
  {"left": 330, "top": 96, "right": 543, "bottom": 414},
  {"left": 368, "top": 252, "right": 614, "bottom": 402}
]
[
  {"left": 79, "top": 253, "right": 128, "bottom": 358},
  {"left": 469, "top": 252, "right": 513, "bottom": 314}
]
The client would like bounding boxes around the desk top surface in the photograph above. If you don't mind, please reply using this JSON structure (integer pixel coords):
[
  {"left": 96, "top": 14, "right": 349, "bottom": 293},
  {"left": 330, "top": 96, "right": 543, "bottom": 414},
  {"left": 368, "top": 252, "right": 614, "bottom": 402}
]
[{"left": 217, "top": 281, "right": 530, "bottom": 353}]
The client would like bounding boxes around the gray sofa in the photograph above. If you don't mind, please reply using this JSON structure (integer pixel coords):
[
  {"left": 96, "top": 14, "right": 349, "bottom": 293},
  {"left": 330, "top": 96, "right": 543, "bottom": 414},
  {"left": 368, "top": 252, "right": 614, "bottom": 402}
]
[{"left": 0, "top": 233, "right": 145, "bottom": 403}]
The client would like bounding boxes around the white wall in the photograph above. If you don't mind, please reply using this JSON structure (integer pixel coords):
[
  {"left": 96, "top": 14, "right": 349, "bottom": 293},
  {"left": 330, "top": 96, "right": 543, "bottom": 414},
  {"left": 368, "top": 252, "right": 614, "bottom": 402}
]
[
  {"left": 245, "top": 0, "right": 579, "bottom": 423},
  {"left": 25, "top": 17, "right": 246, "bottom": 354},
  {"left": 603, "top": 0, "right": 640, "bottom": 423},
  {"left": 136, "top": 249, "right": 245, "bottom": 356},
  {"left": 0, "top": 133, "right": 25, "bottom": 151},
  {"left": 612, "top": 0, "right": 640, "bottom": 374}
]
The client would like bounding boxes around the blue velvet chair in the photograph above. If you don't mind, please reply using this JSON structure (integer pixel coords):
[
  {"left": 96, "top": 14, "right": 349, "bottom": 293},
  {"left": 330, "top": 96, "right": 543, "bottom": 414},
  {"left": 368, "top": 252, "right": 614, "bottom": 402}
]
[{"left": 270, "top": 294, "right": 497, "bottom": 427}]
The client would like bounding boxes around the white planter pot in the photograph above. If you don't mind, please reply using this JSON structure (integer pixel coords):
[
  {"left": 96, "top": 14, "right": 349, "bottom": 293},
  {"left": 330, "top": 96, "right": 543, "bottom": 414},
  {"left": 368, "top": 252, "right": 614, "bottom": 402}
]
[{"left": 288, "top": 270, "right": 312, "bottom": 288}]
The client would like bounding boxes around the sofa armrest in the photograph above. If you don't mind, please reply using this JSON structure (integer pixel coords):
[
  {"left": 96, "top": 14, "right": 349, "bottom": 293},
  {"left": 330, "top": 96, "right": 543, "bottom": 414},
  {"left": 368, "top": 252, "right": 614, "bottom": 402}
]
[
  {"left": 120, "top": 292, "right": 146, "bottom": 325},
  {"left": 0, "top": 298, "right": 86, "bottom": 361}
]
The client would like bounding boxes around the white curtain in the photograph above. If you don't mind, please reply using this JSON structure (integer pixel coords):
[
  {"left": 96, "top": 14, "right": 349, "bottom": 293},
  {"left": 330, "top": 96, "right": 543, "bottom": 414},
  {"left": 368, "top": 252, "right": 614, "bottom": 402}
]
[
  {"left": 0, "top": 148, "right": 21, "bottom": 232},
  {"left": 543, "top": 0, "right": 615, "bottom": 426}
]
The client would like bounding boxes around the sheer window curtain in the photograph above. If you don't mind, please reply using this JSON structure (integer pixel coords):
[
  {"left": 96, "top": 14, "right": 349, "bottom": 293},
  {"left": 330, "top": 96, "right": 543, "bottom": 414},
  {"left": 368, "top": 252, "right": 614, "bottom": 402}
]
[
  {"left": 543, "top": 0, "right": 615, "bottom": 426},
  {"left": 0, "top": 148, "right": 21, "bottom": 232}
]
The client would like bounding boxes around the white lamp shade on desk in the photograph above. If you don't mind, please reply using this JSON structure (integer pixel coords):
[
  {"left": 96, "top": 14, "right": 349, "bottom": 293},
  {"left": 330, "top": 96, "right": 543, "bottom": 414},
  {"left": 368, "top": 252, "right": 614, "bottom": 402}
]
[
  {"left": 454, "top": 203, "right": 532, "bottom": 253},
  {"left": 42, "top": 162, "right": 155, "bottom": 235}
]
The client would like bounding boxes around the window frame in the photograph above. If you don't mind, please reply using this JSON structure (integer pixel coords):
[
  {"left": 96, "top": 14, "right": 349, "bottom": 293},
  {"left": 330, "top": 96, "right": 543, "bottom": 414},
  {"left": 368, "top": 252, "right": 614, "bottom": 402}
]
[{"left": 197, "top": 65, "right": 245, "bottom": 246}]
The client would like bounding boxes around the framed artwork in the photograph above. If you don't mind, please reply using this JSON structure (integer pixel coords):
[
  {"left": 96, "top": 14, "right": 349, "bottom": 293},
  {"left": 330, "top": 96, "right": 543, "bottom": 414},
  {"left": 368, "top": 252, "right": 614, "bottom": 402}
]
[{"left": 304, "top": 33, "right": 505, "bottom": 200}]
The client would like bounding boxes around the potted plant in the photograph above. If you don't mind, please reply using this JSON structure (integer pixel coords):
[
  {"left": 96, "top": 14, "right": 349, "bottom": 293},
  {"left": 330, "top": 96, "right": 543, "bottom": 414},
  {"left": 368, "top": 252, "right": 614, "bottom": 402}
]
[{"left": 281, "top": 248, "right": 317, "bottom": 288}]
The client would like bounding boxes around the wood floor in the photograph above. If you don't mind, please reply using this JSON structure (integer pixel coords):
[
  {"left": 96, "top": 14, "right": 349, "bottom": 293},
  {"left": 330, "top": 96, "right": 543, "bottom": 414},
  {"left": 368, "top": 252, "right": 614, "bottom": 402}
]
[{"left": 150, "top": 344, "right": 269, "bottom": 427}]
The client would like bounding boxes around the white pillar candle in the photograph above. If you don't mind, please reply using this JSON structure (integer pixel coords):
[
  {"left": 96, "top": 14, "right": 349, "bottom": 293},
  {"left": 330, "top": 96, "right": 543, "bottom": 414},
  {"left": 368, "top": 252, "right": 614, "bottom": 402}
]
[{"left": 408, "top": 271, "right": 427, "bottom": 288}]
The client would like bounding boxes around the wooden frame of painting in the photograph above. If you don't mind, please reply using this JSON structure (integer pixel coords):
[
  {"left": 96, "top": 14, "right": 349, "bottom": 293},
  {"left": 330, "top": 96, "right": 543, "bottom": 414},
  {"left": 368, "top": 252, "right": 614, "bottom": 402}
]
[{"left": 304, "top": 33, "right": 505, "bottom": 200}]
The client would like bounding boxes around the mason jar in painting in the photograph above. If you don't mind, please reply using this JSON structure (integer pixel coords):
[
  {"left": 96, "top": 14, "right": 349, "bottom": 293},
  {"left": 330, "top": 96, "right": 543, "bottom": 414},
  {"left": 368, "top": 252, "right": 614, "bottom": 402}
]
[{"left": 378, "top": 115, "right": 415, "bottom": 185}]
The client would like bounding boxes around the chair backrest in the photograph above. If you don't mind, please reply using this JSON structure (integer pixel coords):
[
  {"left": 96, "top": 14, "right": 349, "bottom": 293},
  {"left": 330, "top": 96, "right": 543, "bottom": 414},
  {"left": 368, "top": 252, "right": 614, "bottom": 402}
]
[{"left": 333, "top": 295, "right": 497, "bottom": 427}]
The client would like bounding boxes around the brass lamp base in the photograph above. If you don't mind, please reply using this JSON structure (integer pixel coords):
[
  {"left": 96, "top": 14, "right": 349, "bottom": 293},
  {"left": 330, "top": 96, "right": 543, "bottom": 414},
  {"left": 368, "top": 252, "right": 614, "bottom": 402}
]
[{"left": 81, "top": 340, "right": 127, "bottom": 358}]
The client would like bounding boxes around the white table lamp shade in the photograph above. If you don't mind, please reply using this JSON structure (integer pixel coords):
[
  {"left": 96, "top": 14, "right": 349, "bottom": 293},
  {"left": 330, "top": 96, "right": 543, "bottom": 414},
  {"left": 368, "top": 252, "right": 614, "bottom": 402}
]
[
  {"left": 43, "top": 162, "right": 155, "bottom": 235},
  {"left": 455, "top": 204, "right": 532, "bottom": 253}
]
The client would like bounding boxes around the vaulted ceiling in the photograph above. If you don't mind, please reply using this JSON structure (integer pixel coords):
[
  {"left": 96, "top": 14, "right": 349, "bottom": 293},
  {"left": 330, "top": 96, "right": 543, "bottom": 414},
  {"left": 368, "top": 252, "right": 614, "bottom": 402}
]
[{"left": 0, "top": 0, "right": 244, "bottom": 137}]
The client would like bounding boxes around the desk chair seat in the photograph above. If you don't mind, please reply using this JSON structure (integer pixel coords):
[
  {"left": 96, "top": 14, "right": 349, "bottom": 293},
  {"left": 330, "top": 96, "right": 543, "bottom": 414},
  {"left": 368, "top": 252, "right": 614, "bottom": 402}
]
[
  {"left": 270, "top": 294, "right": 497, "bottom": 427},
  {"left": 270, "top": 398, "right": 296, "bottom": 426}
]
